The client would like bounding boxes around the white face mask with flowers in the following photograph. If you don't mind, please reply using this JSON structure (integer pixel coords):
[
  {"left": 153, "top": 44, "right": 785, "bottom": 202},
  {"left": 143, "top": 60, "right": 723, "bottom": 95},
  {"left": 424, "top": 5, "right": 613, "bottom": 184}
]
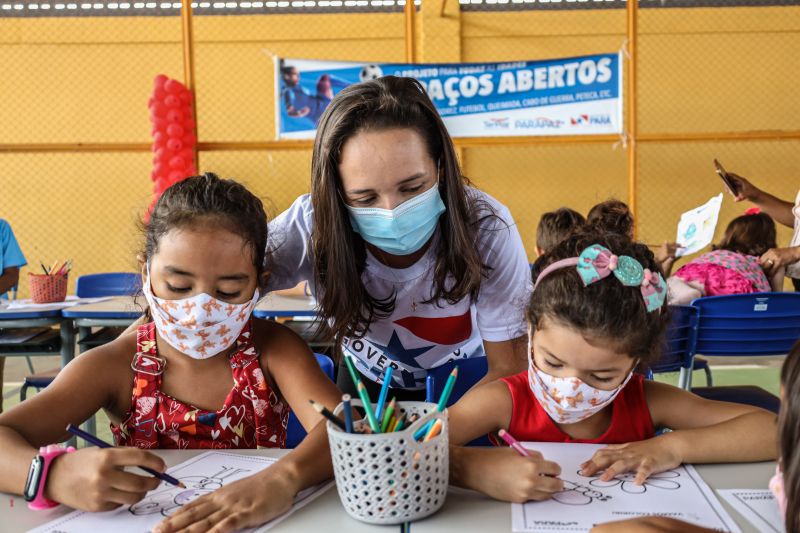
[
  {"left": 142, "top": 267, "right": 259, "bottom": 360},
  {"left": 527, "top": 341, "right": 635, "bottom": 425}
]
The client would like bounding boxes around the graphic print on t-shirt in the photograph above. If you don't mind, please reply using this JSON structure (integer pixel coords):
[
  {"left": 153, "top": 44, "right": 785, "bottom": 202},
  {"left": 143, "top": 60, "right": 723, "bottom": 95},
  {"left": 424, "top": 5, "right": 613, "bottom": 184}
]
[{"left": 342, "top": 310, "right": 484, "bottom": 389}]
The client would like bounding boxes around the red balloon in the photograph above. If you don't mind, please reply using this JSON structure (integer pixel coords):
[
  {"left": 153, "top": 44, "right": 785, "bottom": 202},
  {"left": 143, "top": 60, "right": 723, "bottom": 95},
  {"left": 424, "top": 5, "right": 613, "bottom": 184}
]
[
  {"left": 155, "top": 176, "right": 170, "bottom": 191},
  {"left": 154, "top": 87, "right": 166, "bottom": 100},
  {"left": 167, "top": 123, "right": 184, "bottom": 138},
  {"left": 179, "top": 91, "right": 193, "bottom": 104},
  {"left": 166, "top": 109, "right": 183, "bottom": 123},
  {"left": 179, "top": 148, "right": 194, "bottom": 160},
  {"left": 183, "top": 117, "right": 196, "bottom": 130},
  {"left": 153, "top": 131, "right": 167, "bottom": 147},
  {"left": 164, "top": 95, "right": 180, "bottom": 108},
  {"left": 166, "top": 138, "right": 184, "bottom": 152},
  {"left": 169, "top": 156, "right": 186, "bottom": 170},
  {"left": 164, "top": 79, "right": 183, "bottom": 94},
  {"left": 185, "top": 165, "right": 197, "bottom": 176},
  {"left": 168, "top": 170, "right": 184, "bottom": 183},
  {"left": 149, "top": 101, "right": 167, "bottom": 117},
  {"left": 182, "top": 133, "right": 197, "bottom": 147},
  {"left": 154, "top": 74, "right": 169, "bottom": 90},
  {"left": 153, "top": 162, "right": 169, "bottom": 177},
  {"left": 155, "top": 147, "right": 170, "bottom": 163},
  {"left": 152, "top": 117, "right": 166, "bottom": 130}
]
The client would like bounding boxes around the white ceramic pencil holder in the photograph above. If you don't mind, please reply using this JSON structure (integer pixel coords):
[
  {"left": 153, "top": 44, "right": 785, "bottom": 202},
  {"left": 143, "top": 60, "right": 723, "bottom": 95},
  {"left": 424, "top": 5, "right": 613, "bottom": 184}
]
[{"left": 327, "top": 400, "right": 449, "bottom": 525}]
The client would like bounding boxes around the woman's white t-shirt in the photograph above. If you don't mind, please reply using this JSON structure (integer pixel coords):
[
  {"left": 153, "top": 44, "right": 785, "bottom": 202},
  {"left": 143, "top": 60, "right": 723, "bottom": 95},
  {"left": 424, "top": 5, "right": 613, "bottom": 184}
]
[{"left": 266, "top": 188, "right": 531, "bottom": 390}]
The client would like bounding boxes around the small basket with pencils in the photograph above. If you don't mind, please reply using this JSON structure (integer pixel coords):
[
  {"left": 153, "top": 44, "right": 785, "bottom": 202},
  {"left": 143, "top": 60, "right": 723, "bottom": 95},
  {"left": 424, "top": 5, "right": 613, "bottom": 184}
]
[
  {"left": 317, "top": 356, "right": 458, "bottom": 525},
  {"left": 28, "top": 260, "right": 71, "bottom": 304}
]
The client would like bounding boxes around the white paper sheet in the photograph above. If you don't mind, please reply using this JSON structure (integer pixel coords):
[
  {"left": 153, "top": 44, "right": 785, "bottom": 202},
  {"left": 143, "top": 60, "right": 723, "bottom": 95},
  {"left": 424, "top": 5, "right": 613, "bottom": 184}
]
[
  {"left": 718, "top": 489, "right": 784, "bottom": 533},
  {"left": 6, "top": 296, "right": 112, "bottom": 311},
  {"left": 675, "top": 193, "right": 724, "bottom": 257},
  {"left": 29, "top": 451, "right": 333, "bottom": 533},
  {"left": 511, "top": 442, "right": 740, "bottom": 533}
]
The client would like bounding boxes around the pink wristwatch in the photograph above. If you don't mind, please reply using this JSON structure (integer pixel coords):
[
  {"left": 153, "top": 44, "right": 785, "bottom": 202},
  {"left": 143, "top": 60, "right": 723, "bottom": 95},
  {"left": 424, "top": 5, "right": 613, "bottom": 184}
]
[{"left": 23, "top": 444, "right": 75, "bottom": 510}]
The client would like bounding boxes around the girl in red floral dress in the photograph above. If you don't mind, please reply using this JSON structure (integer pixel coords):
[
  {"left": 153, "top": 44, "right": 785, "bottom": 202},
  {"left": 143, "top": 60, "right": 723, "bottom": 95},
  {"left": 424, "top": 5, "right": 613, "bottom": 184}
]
[{"left": 0, "top": 173, "right": 342, "bottom": 532}]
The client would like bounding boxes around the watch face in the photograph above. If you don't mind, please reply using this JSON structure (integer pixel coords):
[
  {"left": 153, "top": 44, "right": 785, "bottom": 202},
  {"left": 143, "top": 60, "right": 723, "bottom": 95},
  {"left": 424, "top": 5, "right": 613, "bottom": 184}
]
[{"left": 24, "top": 456, "right": 44, "bottom": 502}]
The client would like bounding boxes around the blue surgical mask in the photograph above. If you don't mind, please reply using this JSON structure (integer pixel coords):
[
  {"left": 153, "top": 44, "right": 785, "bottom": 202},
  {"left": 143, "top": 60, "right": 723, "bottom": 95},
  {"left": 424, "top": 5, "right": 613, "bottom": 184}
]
[{"left": 346, "top": 182, "right": 446, "bottom": 256}]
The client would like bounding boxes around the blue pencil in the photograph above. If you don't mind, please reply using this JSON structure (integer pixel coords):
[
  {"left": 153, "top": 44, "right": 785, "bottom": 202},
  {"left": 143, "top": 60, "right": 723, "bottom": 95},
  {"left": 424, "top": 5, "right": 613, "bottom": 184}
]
[
  {"left": 374, "top": 366, "right": 394, "bottom": 421},
  {"left": 414, "top": 367, "right": 458, "bottom": 441},
  {"left": 66, "top": 424, "right": 185, "bottom": 488},
  {"left": 342, "top": 394, "right": 354, "bottom": 433}
]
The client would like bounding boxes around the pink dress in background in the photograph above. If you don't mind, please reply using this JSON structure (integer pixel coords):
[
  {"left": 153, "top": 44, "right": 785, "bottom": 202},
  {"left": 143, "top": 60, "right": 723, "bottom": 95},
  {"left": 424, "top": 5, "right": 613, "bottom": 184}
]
[{"left": 673, "top": 249, "right": 771, "bottom": 297}]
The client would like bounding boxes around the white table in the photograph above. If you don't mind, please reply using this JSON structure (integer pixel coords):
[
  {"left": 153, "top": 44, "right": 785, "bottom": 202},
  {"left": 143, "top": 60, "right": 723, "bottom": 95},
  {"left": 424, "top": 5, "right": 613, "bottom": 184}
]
[
  {"left": 2, "top": 449, "right": 776, "bottom": 533},
  {"left": 255, "top": 294, "right": 318, "bottom": 319}
]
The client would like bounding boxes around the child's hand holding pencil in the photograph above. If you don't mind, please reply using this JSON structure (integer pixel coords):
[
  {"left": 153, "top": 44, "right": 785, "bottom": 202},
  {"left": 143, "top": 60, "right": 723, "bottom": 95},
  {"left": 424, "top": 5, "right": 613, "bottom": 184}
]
[{"left": 43, "top": 441, "right": 169, "bottom": 512}]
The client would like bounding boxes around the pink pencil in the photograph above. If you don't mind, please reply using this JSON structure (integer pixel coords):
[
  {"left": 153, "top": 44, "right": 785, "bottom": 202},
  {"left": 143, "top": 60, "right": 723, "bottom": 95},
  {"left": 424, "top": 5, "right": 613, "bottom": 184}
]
[{"left": 498, "top": 429, "right": 532, "bottom": 457}]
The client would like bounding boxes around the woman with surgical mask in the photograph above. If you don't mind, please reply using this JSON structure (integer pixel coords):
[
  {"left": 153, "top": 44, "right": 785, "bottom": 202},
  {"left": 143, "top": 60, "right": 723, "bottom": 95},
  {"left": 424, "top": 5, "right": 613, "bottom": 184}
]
[{"left": 267, "top": 76, "right": 531, "bottom": 399}]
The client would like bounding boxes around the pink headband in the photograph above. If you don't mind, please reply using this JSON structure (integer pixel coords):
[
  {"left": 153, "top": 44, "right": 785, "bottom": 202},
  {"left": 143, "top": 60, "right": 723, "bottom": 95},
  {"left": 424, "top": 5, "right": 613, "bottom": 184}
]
[{"left": 533, "top": 244, "right": 667, "bottom": 313}]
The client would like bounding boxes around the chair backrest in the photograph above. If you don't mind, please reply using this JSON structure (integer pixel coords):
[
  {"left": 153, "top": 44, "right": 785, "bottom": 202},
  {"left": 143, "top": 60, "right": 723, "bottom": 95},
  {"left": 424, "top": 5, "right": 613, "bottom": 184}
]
[
  {"left": 285, "top": 353, "right": 335, "bottom": 448},
  {"left": 649, "top": 305, "right": 698, "bottom": 373},
  {"left": 425, "top": 356, "right": 488, "bottom": 406},
  {"left": 75, "top": 272, "right": 142, "bottom": 298},
  {"left": 691, "top": 292, "right": 800, "bottom": 356}
]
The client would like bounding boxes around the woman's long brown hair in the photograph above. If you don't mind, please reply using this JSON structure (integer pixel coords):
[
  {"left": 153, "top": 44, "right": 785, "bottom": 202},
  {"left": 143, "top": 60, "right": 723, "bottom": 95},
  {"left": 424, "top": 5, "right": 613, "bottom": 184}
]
[
  {"left": 779, "top": 341, "right": 800, "bottom": 533},
  {"left": 310, "top": 76, "right": 496, "bottom": 342}
]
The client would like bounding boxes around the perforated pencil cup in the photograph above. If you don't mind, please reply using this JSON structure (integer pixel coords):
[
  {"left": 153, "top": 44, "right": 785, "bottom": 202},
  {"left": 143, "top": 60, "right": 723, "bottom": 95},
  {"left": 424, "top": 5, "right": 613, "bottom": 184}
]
[
  {"left": 327, "top": 400, "right": 449, "bottom": 525},
  {"left": 28, "top": 273, "right": 68, "bottom": 304}
]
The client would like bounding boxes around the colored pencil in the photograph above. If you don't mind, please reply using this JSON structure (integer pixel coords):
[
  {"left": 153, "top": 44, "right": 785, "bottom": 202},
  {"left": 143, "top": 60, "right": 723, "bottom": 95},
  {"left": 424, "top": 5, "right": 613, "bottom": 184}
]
[
  {"left": 342, "top": 394, "right": 354, "bottom": 433},
  {"left": 342, "top": 354, "right": 360, "bottom": 387},
  {"left": 498, "top": 429, "right": 532, "bottom": 457},
  {"left": 66, "top": 424, "right": 184, "bottom": 488},
  {"left": 422, "top": 419, "right": 443, "bottom": 442},
  {"left": 381, "top": 398, "right": 396, "bottom": 433},
  {"left": 48, "top": 260, "right": 59, "bottom": 275},
  {"left": 39, "top": 262, "right": 49, "bottom": 275},
  {"left": 391, "top": 414, "right": 404, "bottom": 432},
  {"left": 414, "top": 367, "right": 458, "bottom": 440},
  {"left": 374, "top": 366, "right": 393, "bottom": 421},
  {"left": 356, "top": 382, "right": 381, "bottom": 433},
  {"left": 309, "top": 399, "right": 346, "bottom": 431}
]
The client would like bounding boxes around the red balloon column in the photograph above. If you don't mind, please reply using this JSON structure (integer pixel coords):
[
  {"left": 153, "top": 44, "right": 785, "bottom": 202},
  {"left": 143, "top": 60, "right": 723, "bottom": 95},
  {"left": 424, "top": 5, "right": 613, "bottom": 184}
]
[{"left": 147, "top": 75, "right": 197, "bottom": 216}]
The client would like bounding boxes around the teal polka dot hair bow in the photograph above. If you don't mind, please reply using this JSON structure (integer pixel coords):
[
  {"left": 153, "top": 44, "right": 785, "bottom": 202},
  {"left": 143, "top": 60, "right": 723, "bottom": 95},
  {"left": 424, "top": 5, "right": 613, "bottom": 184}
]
[{"left": 534, "top": 244, "right": 667, "bottom": 313}]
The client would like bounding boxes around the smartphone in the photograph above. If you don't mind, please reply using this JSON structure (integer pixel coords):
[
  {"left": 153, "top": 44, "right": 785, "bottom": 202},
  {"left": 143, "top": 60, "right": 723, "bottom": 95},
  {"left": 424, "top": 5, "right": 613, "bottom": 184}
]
[{"left": 714, "top": 159, "right": 740, "bottom": 196}]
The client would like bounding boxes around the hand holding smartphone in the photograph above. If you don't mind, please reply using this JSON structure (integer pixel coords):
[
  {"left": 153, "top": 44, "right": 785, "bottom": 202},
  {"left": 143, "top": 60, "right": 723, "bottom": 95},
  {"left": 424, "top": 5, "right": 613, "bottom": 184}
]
[{"left": 714, "top": 159, "right": 740, "bottom": 197}]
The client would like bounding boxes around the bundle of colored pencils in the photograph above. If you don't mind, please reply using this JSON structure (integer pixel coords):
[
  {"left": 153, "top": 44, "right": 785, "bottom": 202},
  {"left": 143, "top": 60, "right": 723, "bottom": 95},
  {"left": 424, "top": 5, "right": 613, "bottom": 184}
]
[
  {"left": 39, "top": 260, "right": 71, "bottom": 277},
  {"left": 311, "top": 356, "right": 458, "bottom": 443}
]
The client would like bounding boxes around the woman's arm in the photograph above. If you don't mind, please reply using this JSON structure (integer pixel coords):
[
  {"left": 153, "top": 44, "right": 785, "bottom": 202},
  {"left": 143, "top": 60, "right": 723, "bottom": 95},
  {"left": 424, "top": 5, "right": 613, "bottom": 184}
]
[
  {"left": 481, "top": 336, "right": 528, "bottom": 386},
  {"left": 729, "top": 174, "right": 795, "bottom": 228}
]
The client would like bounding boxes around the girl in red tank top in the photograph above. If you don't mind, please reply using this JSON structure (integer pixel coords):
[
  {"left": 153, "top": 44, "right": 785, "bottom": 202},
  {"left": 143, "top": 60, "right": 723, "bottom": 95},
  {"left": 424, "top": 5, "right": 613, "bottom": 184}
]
[
  {"left": 447, "top": 232, "right": 777, "bottom": 505},
  {"left": 0, "top": 175, "right": 343, "bottom": 531}
]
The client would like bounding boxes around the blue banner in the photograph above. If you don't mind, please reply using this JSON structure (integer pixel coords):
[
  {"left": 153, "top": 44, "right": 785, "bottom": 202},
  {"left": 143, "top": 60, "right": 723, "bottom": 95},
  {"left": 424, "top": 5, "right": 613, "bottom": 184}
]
[{"left": 276, "top": 53, "right": 622, "bottom": 139}]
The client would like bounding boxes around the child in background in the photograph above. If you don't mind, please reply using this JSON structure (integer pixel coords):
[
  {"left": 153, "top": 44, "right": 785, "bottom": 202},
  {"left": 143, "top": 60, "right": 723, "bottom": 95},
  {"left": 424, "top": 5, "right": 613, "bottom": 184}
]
[
  {"left": 531, "top": 208, "right": 585, "bottom": 280},
  {"left": 447, "top": 230, "right": 777, "bottom": 503},
  {"left": 592, "top": 340, "right": 800, "bottom": 533},
  {"left": 0, "top": 174, "right": 341, "bottom": 532},
  {"left": 0, "top": 218, "right": 28, "bottom": 413},
  {"left": 587, "top": 199, "right": 681, "bottom": 275},
  {"left": 668, "top": 211, "right": 784, "bottom": 304}
]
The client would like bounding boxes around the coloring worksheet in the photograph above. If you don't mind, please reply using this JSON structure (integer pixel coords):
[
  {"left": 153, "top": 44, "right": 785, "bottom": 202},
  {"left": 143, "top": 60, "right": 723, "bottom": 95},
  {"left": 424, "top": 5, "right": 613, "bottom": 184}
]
[
  {"left": 675, "top": 193, "right": 724, "bottom": 257},
  {"left": 511, "top": 442, "right": 740, "bottom": 533},
  {"left": 718, "top": 489, "right": 784, "bottom": 533},
  {"left": 29, "top": 451, "right": 333, "bottom": 533}
]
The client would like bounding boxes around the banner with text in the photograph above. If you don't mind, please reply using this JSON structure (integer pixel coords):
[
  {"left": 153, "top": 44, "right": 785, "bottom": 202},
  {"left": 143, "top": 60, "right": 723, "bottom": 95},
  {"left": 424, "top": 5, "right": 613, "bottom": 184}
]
[{"left": 275, "top": 53, "right": 622, "bottom": 139}]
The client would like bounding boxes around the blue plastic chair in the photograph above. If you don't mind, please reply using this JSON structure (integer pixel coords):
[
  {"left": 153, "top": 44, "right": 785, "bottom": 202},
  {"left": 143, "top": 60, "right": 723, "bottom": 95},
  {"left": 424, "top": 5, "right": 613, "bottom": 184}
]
[
  {"left": 688, "top": 293, "right": 800, "bottom": 413},
  {"left": 426, "top": 357, "right": 490, "bottom": 446},
  {"left": 285, "top": 353, "right": 335, "bottom": 448},
  {"left": 76, "top": 272, "right": 142, "bottom": 297},
  {"left": 647, "top": 305, "right": 711, "bottom": 390}
]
